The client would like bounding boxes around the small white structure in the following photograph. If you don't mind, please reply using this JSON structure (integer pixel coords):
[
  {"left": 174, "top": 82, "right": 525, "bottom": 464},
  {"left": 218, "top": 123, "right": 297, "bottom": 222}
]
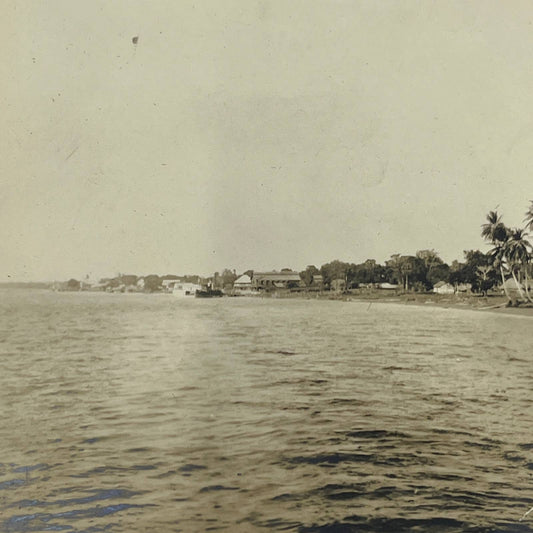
[
  {"left": 234, "top": 274, "right": 252, "bottom": 289},
  {"left": 233, "top": 274, "right": 256, "bottom": 295},
  {"left": 378, "top": 282, "right": 400, "bottom": 290},
  {"left": 433, "top": 281, "right": 455, "bottom": 294},
  {"left": 501, "top": 278, "right": 525, "bottom": 296},
  {"left": 162, "top": 279, "right": 182, "bottom": 292},
  {"left": 234, "top": 274, "right": 252, "bottom": 288},
  {"left": 172, "top": 282, "right": 201, "bottom": 297}
]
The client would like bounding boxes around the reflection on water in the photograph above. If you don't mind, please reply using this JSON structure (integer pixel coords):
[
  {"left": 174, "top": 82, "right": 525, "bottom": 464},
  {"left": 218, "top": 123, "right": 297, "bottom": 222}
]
[{"left": 1, "top": 289, "right": 533, "bottom": 532}]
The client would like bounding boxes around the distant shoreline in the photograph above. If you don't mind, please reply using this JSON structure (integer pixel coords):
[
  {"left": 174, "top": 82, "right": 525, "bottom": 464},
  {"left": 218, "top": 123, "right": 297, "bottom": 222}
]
[
  {"left": 0, "top": 282, "right": 51, "bottom": 289},
  {"left": 279, "top": 289, "right": 533, "bottom": 318},
  {"left": 340, "top": 292, "right": 533, "bottom": 318},
  {"left": 3, "top": 285, "right": 532, "bottom": 318}
]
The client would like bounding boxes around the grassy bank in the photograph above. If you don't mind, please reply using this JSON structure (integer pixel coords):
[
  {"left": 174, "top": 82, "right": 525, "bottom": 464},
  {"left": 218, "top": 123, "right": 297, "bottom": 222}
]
[
  {"left": 259, "top": 288, "right": 533, "bottom": 317},
  {"left": 341, "top": 290, "right": 533, "bottom": 317}
]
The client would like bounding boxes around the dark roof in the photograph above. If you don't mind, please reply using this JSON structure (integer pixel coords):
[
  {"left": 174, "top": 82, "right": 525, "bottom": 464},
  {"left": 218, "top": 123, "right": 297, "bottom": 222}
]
[{"left": 254, "top": 271, "right": 301, "bottom": 282}]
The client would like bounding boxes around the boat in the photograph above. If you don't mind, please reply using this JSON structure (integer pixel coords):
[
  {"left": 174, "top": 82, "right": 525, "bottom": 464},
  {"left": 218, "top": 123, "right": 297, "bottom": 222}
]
[{"left": 195, "top": 288, "right": 223, "bottom": 298}]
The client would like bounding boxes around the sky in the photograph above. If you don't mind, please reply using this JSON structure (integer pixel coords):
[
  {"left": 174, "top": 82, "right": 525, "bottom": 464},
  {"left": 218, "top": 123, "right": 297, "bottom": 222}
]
[{"left": 2, "top": 0, "right": 533, "bottom": 281}]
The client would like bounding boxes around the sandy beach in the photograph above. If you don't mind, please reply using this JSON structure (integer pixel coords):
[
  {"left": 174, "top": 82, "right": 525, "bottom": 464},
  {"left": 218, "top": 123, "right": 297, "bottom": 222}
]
[{"left": 325, "top": 290, "right": 533, "bottom": 318}]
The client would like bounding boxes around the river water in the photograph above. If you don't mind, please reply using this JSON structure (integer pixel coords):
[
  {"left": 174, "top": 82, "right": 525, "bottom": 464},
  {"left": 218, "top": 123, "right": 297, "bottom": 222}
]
[{"left": 1, "top": 289, "right": 533, "bottom": 532}]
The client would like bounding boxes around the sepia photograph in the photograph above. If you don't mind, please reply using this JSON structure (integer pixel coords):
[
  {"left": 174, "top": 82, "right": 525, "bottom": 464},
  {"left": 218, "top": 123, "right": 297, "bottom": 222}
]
[{"left": 2, "top": 1, "right": 533, "bottom": 531}]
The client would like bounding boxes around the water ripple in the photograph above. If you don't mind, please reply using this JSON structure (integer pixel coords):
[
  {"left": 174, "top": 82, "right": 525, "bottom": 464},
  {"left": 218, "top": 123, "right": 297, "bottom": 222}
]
[{"left": 1, "top": 291, "right": 533, "bottom": 531}]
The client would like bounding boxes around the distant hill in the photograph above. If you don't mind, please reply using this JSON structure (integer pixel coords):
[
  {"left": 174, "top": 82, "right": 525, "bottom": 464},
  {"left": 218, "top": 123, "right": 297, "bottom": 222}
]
[{"left": 0, "top": 282, "right": 51, "bottom": 289}]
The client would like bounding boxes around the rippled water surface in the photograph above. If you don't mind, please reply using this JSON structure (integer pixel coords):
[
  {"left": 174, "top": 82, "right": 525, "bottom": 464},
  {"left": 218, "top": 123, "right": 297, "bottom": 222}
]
[{"left": 1, "top": 289, "right": 533, "bottom": 532}]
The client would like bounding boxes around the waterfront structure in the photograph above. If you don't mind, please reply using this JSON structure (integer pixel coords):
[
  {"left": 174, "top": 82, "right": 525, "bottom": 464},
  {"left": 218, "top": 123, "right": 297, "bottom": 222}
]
[
  {"left": 234, "top": 274, "right": 252, "bottom": 289},
  {"left": 162, "top": 279, "right": 180, "bottom": 292},
  {"left": 252, "top": 271, "right": 302, "bottom": 290},
  {"left": 311, "top": 274, "right": 323, "bottom": 289},
  {"left": 172, "top": 282, "right": 202, "bottom": 297},
  {"left": 433, "top": 281, "right": 455, "bottom": 294}
]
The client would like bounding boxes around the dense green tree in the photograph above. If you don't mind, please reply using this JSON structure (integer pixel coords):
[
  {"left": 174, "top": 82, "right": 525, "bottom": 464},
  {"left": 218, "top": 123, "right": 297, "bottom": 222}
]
[
  {"left": 475, "top": 265, "right": 497, "bottom": 296},
  {"left": 320, "top": 260, "right": 350, "bottom": 289},
  {"left": 448, "top": 260, "right": 467, "bottom": 287},
  {"left": 462, "top": 250, "right": 491, "bottom": 292},
  {"left": 416, "top": 249, "right": 443, "bottom": 270},
  {"left": 120, "top": 274, "right": 138, "bottom": 286},
  {"left": 67, "top": 278, "right": 80, "bottom": 290},
  {"left": 220, "top": 268, "right": 238, "bottom": 289},
  {"left": 415, "top": 249, "right": 449, "bottom": 289},
  {"left": 300, "top": 265, "right": 319, "bottom": 287},
  {"left": 143, "top": 274, "right": 162, "bottom": 292},
  {"left": 385, "top": 254, "right": 425, "bottom": 290},
  {"left": 426, "top": 263, "right": 451, "bottom": 287},
  {"left": 385, "top": 254, "right": 402, "bottom": 285},
  {"left": 351, "top": 259, "right": 386, "bottom": 285}
]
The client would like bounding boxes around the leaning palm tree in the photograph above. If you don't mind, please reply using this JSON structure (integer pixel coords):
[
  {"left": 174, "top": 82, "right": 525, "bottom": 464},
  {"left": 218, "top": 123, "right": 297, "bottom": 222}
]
[
  {"left": 488, "top": 243, "right": 511, "bottom": 300},
  {"left": 524, "top": 200, "right": 533, "bottom": 232},
  {"left": 505, "top": 228, "right": 532, "bottom": 303},
  {"left": 522, "top": 201, "right": 533, "bottom": 300},
  {"left": 482, "top": 211, "right": 511, "bottom": 301}
]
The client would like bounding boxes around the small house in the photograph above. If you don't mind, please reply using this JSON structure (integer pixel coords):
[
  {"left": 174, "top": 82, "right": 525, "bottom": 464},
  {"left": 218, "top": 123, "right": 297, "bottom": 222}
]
[
  {"left": 433, "top": 281, "right": 455, "bottom": 294},
  {"left": 233, "top": 274, "right": 254, "bottom": 294},
  {"left": 162, "top": 279, "right": 182, "bottom": 292},
  {"left": 234, "top": 274, "right": 252, "bottom": 289}
]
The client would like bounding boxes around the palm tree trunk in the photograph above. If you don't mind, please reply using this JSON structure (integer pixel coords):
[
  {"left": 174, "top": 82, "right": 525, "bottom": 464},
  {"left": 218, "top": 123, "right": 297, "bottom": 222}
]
[
  {"left": 524, "top": 267, "right": 533, "bottom": 303},
  {"left": 500, "top": 266, "right": 511, "bottom": 301},
  {"left": 511, "top": 268, "right": 527, "bottom": 302}
]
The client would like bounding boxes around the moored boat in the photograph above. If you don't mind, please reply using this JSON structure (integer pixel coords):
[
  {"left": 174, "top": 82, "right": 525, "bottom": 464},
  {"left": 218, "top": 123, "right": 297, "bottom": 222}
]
[{"left": 195, "top": 288, "right": 223, "bottom": 298}]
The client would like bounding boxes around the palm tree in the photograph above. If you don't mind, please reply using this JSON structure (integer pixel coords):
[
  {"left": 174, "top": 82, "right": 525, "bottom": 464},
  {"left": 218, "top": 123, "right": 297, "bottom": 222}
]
[
  {"left": 524, "top": 200, "right": 533, "bottom": 232},
  {"left": 505, "top": 228, "right": 532, "bottom": 303},
  {"left": 488, "top": 243, "right": 511, "bottom": 300},
  {"left": 482, "top": 211, "right": 511, "bottom": 301},
  {"left": 522, "top": 201, "right": 533, "bottom": 301},
  {"left": 481, "top": 211, "right": 508, "bottom": 244}
]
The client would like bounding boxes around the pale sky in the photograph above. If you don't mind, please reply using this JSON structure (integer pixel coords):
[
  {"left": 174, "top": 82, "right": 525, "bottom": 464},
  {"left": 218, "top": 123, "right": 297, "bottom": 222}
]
[{"left": 2, "top": 1, "right": 533, "bottom": 281}]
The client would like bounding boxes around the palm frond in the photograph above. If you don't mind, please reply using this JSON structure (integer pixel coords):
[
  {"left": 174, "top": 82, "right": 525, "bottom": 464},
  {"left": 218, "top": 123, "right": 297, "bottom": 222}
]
[{"left": 524, "top": 200, "right": 533, "bottom": 231}]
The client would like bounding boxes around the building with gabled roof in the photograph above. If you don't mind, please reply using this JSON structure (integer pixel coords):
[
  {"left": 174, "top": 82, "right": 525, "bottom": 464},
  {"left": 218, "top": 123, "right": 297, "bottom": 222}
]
[{"left": 252, "top": 270, "right": 302, "bottom": 290}]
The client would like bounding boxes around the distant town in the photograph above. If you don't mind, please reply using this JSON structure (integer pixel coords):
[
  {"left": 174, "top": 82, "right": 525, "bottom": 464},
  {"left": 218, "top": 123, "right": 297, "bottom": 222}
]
[
  {"left": 3, "top": 203, "right": 533, "bottom": 304},
  {"left": 0, "top": 248, "right": 515, "bottom": 298},
  {"left": 39, "top": 249, "right": 481, "bottom": 295}
]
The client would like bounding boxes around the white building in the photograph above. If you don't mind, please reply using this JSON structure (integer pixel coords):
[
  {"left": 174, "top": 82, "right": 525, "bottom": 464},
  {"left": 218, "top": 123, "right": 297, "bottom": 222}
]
[
  {"left": 172, "top": 282, "right": 201, "bottom": 297},
  {"left": 433, "top": 281, "right": 455, "bottom": 294}
]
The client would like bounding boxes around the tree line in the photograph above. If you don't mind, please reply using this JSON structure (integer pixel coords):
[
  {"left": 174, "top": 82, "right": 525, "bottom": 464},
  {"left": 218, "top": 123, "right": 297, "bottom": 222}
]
[
  {"left": 302, "top": 249, "right": 494, "bottom": 293},
  {"left": 60, "top": 201, "right": 533, "bottom": 300},
  {"left": 307, "top": 201, "right": 533, "bottom": 300},
  {"left": 479, "top": 200, "right": 533, "bottom": 303}
]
